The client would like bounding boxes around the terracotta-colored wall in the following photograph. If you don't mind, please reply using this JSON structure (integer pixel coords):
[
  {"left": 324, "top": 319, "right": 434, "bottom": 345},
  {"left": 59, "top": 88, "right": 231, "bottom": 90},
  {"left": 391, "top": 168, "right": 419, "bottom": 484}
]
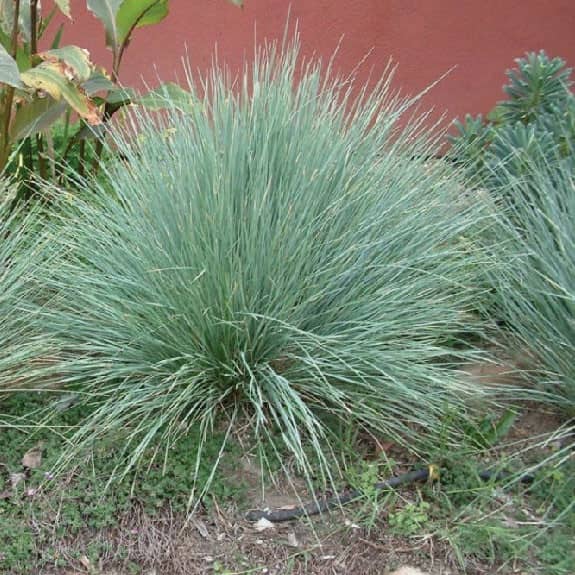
[{"left": 49, "top": 1, "right": 575, "bottom": 121}]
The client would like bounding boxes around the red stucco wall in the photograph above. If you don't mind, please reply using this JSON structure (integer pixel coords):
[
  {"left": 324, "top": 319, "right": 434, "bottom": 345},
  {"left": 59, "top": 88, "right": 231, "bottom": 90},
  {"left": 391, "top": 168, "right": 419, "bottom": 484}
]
[{"left": 50, "top": 1, "right": 575, "bottom": 122}]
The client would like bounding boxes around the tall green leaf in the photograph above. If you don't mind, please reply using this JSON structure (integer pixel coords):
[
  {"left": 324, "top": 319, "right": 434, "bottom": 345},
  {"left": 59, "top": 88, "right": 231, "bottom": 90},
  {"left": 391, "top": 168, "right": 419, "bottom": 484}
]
[
  {"left": 0, "top": 0, "right": 36, "bottom": 43},
  {"left": 82, "top": 71, "right": 116, "bottom": 96},
  {"left": 17, "top": 0, "right": 34, "bottom": 44},
  {"left": 0, "top": 43, "right": 23, "bottom": 88},
  {"left": 0, "top": 0, "right": 15, "bottom": 37}
]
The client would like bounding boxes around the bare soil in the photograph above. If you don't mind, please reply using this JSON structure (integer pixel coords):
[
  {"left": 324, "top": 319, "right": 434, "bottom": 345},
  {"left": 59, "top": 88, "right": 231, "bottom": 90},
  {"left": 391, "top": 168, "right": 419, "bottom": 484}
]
[{"left": 16, "top": 359, "right": 574, "bottom": 575}]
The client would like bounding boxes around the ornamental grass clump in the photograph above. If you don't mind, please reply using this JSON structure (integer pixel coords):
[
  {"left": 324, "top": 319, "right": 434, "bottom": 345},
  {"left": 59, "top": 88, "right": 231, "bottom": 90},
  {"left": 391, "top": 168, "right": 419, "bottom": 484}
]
[
  {"left": 0, "top": 184, "right": 49, "bottom": 392},
  {"left": 39, "top": 41, "right": 494, "bottom": 492},
  {"left": 493, "top": 152, "right": 575, "bottom": 412}
]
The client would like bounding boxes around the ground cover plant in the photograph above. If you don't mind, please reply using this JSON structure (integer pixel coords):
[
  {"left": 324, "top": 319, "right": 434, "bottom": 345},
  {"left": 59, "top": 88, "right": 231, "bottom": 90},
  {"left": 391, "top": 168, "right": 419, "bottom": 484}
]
[
  {"left": 0, "top": 392, "right": 246, "bottom": 574},
  {"left": 28, "top": 38, "right": 499, "bottom": 502},
  {"left": 1, "top": 395, "right": 571, "bottom": 574}
]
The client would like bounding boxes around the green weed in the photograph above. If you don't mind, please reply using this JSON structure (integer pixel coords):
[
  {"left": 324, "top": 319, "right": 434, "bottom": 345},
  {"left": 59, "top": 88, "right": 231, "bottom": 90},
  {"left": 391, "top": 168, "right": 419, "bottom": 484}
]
[{"left": 389, "top": 499, "right": 431, "bottom": 536}]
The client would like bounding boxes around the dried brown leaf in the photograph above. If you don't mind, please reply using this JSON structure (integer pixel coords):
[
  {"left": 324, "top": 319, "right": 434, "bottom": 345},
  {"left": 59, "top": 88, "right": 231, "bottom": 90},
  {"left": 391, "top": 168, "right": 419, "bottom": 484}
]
[
  {"left": 10, "top": 472, "right": 25, "bottom": 488},
  {"left": 22, "top": 442, "right": 45, "bottom": 469}
]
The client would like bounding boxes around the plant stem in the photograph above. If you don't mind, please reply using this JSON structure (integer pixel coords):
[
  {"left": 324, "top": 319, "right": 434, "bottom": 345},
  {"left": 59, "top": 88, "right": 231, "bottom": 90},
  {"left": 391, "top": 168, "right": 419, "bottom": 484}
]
[
  {"left": 114, "top": 2, "right": 159, "bottom": 80},
  {"left": 30, "top": 0, "right": 39, "bottom": 56},
  {"left": 0, "top": 0, "right": 21, "bottom": 172},
  {"left": 23, "top": 136, "right": 34, "bottom": 173},
  {"left": 36, "top": 133, "right": 48, "bottom": 180},
  {"left": 78, "top": 139, "right": 86, "bottom": 178},
  {"left": 30, "top": 1, "right": 43, "bottom": 182},
  {"left": 93, "top": 3, "right": 158, "bottom": 175},
  {"left": 44, "top": 129, "right": 56, "bottom": 180}
]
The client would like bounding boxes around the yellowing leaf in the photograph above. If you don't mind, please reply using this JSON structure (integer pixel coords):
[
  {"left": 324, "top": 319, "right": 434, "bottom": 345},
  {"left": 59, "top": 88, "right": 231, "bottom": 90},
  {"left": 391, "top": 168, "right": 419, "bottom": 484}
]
[
  {"left": 21, "top": 64, "right": 101, "bottom": 125},
  {"left": 39, "top": 46, "right": 93, "bottom": 83}
]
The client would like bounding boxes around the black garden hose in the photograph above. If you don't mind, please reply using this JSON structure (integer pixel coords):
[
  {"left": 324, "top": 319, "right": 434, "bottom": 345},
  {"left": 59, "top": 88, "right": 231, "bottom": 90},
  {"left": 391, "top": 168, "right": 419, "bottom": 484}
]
[{"left": 245, "top": 466, "right": 535, "bottom": 522}]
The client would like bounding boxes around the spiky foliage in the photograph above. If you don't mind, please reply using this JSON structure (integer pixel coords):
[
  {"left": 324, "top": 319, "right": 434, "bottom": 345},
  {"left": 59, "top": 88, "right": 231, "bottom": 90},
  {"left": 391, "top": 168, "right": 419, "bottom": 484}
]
[
  {"left": 36, "top": 41, "right": 494, "bottom": 494},
  {"left": 450, "top": 51, "right": 575, "bottom": 187},
  {"left": 494, "top": 151, "right": 575, "bottom": 411},
  {"left": 499, "top": 51, "right": 573, "bottom": 124}
]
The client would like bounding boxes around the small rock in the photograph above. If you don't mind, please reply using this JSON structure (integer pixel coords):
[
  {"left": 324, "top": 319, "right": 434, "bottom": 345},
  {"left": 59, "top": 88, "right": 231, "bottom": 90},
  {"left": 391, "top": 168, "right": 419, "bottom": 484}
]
[
  {"left": 286, "top": 532, "right": 299, "bottom": 547},
  {"left": 389, "top": 567, "right": 430, "bottom": 575},
  {"left": 254, "top": 517, "right": 275, "bottom": 532},
  {"left": 194, "top": 519, "right": 209, "bottom": 538}
]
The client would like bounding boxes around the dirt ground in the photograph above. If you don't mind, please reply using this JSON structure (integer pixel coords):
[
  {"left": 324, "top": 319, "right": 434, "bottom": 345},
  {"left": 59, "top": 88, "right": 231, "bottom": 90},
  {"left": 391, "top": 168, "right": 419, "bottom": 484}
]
[
  {"left": 16, "top": 357, "right": 575, "bottom": 575},
  {"left": 46, "top": 507, "right": 469, "bottom": 575}
]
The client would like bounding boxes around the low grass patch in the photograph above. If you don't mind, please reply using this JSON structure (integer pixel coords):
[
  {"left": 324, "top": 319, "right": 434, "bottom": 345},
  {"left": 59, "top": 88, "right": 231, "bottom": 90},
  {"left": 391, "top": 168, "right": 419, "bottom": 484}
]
[
  {"left": 331, "top": 402, "right": 574, "bottom": 575},
  {"left": 1, "top": 389, "right": 571, "bottom": 574},
  {"left": 0, "top": 392, "right": 245, "bottom": 574}
]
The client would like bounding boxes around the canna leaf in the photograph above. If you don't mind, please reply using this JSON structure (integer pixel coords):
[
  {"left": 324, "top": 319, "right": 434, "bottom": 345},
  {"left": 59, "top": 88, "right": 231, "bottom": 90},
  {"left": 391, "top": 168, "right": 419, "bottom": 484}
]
[
  {"left": 20, "top": 63, "right": 101, "bottom": 125},
  {"left": 105, "top": 86, "right": 134, "bottom": 105},
  {"left": 39, "top": 46, "right": 93, "bottom": 83},
  {"left": 0, "top": 0, "right": 35, "bottom": 44},
  {"left": 0, "top": 0, "right": 14, "bottom": 37},
  {"left": 82, "top": 71, "right": 116, "bottom": 96},
  {"left": 116, "top": 0, "right": 169, "bottom": 49},
  {"left": 10, "top": 96, "right": 67, "bottom": 140},
  {"left": 0, "top": 43, "right": 23, "bottom": 88},
  {"left": 87, "top": 0, "right": 123, "bottom": 53},
  {"left": 17, "top": 0, "right": 34, "bottom": 44}
]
